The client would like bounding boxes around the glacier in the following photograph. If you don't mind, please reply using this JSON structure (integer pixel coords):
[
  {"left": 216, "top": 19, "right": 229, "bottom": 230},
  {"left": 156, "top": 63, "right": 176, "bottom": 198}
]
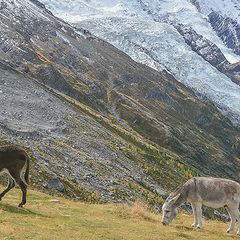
[
  {"left": 197, "top": 0, "right": 240, "bottom": 25},
  {"left": 39, "top": 0, "right": 240, "bottom": 124}
]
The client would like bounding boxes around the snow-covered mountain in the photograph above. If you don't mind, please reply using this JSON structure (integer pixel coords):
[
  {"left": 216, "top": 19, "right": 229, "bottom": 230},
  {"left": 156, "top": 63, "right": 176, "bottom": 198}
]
[
  {"left": 195, "top": 0, "right": 240, "bottom": 24},
  {"left": 192, "top": 0, "right": 240, "bottom": 56},
  {"left": 39, "top": 0, "right": 240, "bottom": 124},
  {"left": 41, "top": 0, "right": 240, "bottom": 62}
]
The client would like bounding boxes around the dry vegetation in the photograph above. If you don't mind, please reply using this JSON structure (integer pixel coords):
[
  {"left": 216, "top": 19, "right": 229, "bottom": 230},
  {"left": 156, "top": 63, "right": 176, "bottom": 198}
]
[{"left": 0, "top": 186, "right": 238, "bottom": 240}]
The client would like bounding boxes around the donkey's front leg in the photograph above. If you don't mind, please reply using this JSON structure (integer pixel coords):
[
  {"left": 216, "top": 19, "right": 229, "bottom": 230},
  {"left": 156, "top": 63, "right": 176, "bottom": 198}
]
[
  {"left": 195, "top": 202, "right": 202, "bottom": 229},
  {"left": 191, "top": 203, "right": 198, "bottom": 227}
]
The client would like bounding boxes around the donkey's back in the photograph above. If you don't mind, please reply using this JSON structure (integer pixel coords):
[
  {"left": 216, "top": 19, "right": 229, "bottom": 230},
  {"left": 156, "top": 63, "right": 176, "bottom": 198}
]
[
  {"left": 0, "top": 145, "right": 28, "bottom": 169},
  {"left": 187, "top": 177, "right": 240, "bottom": 208}
]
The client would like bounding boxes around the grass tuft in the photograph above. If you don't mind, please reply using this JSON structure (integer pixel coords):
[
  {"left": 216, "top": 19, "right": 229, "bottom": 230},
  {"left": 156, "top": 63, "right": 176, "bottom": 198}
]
[{"left": 129, "top": 201, "right": 160, "bottom": 222}]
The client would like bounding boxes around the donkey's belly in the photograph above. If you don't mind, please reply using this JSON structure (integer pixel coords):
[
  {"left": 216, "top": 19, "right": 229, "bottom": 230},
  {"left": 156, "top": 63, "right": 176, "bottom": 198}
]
[{"left": 202, "top": 200, "right": 226, "bottom": 209}]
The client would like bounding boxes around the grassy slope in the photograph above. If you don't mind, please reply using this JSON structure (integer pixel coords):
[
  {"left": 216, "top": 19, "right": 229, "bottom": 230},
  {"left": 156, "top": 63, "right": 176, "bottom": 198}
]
[{"left": 0, "top": 186, "right": 238, "bottom": 240}]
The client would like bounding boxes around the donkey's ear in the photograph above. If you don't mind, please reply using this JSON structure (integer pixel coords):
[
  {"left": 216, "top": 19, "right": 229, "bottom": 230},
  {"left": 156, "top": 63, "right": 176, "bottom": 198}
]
[{"left": 169, "top": 193, "right": 180, "bottom": 204}]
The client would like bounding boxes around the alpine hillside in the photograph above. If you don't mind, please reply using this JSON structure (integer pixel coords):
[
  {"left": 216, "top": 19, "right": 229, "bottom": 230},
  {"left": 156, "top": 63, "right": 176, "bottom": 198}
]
[
  {"left": 0, "top": 0, "right": 239, "bottom": 209},
  {"left": 41, "top": 0, "right": 240, "bottom": 124}
]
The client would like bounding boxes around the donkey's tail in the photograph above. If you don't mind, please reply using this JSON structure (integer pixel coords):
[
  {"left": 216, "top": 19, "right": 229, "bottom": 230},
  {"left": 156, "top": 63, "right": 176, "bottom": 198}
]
[{"left": 24, "top": 153, "right": 30, "bottom": 185}]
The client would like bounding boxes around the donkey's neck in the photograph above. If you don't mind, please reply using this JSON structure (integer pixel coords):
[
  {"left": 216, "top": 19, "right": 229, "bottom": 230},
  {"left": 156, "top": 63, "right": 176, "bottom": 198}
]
[
  {"left": 174, "top": 194, "right": 187, "bottom": 208},
  {"left": 172, "top": 184, "right": 189, "bottom": 208}
]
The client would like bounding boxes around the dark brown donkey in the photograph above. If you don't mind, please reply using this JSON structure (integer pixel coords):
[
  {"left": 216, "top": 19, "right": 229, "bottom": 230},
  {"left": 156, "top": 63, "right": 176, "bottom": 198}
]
[{"left": 0, "top": 145, "right": 30, "bottom": 207}]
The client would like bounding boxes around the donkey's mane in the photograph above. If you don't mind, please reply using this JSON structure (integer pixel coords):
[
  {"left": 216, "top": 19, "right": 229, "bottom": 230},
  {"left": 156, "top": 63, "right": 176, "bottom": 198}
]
[{"left": 167, "top": 182, "right": 185, "bottom": 201}]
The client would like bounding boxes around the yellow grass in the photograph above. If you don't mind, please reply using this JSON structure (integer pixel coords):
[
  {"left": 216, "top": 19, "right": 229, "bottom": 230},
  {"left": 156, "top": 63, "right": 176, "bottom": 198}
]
[{"left": 0, "top": 187, "right": 239, "bottom": 240}]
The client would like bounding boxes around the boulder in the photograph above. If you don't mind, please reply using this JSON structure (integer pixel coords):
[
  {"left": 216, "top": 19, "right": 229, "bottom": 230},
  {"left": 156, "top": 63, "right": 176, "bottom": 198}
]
[{"left": 47, "top": 179, "right": 64, "bottom": 192}]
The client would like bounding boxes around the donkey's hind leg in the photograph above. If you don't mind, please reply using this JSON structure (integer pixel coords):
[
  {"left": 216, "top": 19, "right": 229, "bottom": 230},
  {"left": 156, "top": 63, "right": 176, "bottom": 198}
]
[
  {"left": 9, "top": 170, "right": 27, "bottom": 207},
  {"left": 235, "top": 208, "right": 240, "bottom": 235},
  {"left": 226, "top": 205, "right": 239, "bottom": 234},
  {"left": 0, "top": 177, "right": 15, "bottom": 200},
  {"left": 17, "top": 178, "right": 27, "bottom": 208}
]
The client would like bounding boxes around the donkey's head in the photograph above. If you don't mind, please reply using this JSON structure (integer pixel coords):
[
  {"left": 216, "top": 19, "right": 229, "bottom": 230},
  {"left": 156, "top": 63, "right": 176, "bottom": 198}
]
[{"left": 161, "top": 193, "right": 180, "bottom": 225}]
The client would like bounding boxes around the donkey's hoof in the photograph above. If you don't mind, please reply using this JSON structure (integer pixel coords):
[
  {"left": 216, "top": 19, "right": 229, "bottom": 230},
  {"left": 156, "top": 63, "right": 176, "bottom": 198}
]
[
  {"left": 226, "top": 229, "right": 231, "bottom": 233},
  {"left": 191, "top": 224, "right": 196, "bottom": 227},
  {"left": 18, "top": 204, "right": 23, "bottom": 208}
]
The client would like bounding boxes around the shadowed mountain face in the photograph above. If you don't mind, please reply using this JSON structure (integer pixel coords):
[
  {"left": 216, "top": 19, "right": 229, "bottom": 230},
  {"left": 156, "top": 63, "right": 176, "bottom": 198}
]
[{"left": 0, "top": 0, "right": 239, "bottom": 204}]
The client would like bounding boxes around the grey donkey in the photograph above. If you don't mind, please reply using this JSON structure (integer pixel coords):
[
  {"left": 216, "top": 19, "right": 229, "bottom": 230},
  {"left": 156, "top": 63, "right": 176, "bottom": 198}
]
[
  {"left": 162, "top": 177, "right": 240, "bottom": 235},
  {"left": 0, "top": 145, "right": 30, "bottom": 207}
]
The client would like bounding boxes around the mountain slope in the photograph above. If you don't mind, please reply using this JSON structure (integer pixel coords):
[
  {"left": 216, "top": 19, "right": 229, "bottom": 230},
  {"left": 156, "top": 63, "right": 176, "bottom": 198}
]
[
  {"left": 40, "top": 0, "right": 240, "bottom": 125},
  {"left": 0, "top": 0, "right": 239, "bottom": 206},
  {"left": 1, "top": 63, "right": 162, "bottom": 202}
]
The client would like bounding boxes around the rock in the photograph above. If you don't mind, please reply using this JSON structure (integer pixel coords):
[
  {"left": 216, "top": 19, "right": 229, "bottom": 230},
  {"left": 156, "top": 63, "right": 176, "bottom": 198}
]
[
  {"left": 29, "top": 0, "right": 53, "bottom": 15},
  {"left": 47, "top": 179, "right": 65, "bottom": 192},
  {"left": 48, "top": 199, "right": 60, "bottom": 203},
  {"left": 208, "top": 11, "right": 240, "bottom": 56},
  {"left": 19, "top": 66, "right": 30, "bottom": 73},
  {"left": 174, "top": 24, "right": 230, "bottom": 72},
  {"left": 214, "top": 210, "right": 230, "bottom": 222},
  {"left": 174, "top": 23, "right": 240, "bottom": 85}
]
